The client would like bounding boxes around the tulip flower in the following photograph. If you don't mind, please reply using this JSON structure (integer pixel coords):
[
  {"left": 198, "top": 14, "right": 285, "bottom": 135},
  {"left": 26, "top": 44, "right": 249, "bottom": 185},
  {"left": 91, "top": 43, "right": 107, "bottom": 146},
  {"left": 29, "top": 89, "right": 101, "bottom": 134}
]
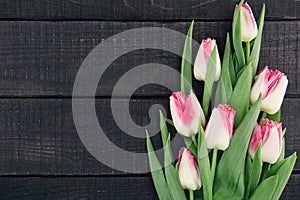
[
  {"left": 249, "top": 119, "right": 283, "bottom": 164},
  {"left": 251, "top": 66, "right": 288, "bottom": 114},
  {"left": 194, "top": 38, "right": 221, "bottom": 81},
  {"left": 178, "top": 148, "right": 201, "bottom": 190},
  {"left": 170, "top": 90, "right": 205, "bottom": 137},
  {"left": 234, "top": 3, "right": 258, "bottom": 42},
  {"left": 204, "top": 104, "right": 236, "bottom": 150}
]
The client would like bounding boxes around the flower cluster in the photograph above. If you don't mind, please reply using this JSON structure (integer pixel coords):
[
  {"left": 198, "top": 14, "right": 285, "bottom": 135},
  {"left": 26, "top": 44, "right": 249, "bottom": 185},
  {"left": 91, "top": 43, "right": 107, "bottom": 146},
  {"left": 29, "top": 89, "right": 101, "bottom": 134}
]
[{"left": 146, "top": 1, "right": 296, "bottom": 200}]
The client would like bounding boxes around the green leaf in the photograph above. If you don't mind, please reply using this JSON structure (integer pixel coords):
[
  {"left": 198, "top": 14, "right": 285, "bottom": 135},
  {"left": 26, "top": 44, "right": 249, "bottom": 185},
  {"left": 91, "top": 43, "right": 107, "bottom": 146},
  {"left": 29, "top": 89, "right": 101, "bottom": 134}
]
[
  {"left": 197, "top": 126, "right": 212, "bottom": 200},
  {"left": 250, "top": 142, "right": 263, "bottom": 194},
  {"left": 213, "top": 96, "right": 262, "bottom": 200},
  {"left": 228, "top": 62, "right": 253, "bottom": 128},
  {"left": 146, "top": 131, "right": 172, "bottom": 200},
  {"left": 261, "top": 163, "right": 271, "bottom": 181},
  {"left": 249, "top": 4, "right": 265, "bottom": 78},
  {"left": 181, "top": 20, "right": 194, "bottom": 94},
  {"left": 165, "top": 135, "right": 187, "bottom": 200},
  {"left": 166, "top": 118, "right": 174, "bottom": 127},
  {"left": 184, "top": 137, "right": 197, "bottom": 157},
  {"left": 244, "top": 155, "right": 252, "bottom": 200},
  {"left": 229, "top": 54, "right": 236, "bottom": 86},
  {"left": 266, "top": 109, "right": 281, "bottom": 122},
  {"left": 249, "top": 175, "right": 278, "bottom": 200},
  {"left": 202, "top": 46, "right": 217, "bottom": 118},
  {"left": 232, "top": 0, "right": 245, "bottom": 71},
  {"left": 282, "top": 128, "right": 286, "bottom": 137},
  {"left": 214, "top": 33, "right": 233, "bottom": 106},
  {"left": 263, "top": 153, "right": 297, "bottom": 199},
  {"left": 159, "top": 110, "right": 170, "bottom": 148},
  {"left": 195, "top": 188, "right": 204, "bottom": 200}
]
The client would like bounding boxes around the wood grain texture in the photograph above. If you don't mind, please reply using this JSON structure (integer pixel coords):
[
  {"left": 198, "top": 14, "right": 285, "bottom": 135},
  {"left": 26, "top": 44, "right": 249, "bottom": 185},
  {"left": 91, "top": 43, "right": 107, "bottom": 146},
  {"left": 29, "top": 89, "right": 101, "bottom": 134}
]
[
  {"left": 0, "top": 177, "right": 157, "bottom": 200},
  {"left": 0, "top": 0, "right": 299, "bottom": 20},
  {"left": 0, "top": 21, "right": 299, "bottom": 97},
  {"left": 0, "top": 98, "right": 298, "bottom": 175},
  {"left": 0, "top": 174, "right": 299, "bottom": 200}
]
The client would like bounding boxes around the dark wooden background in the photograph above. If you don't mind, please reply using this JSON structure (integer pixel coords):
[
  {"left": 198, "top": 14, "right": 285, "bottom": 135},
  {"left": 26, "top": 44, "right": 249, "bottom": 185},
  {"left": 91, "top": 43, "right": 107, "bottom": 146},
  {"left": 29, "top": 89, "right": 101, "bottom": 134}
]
[{"left": 0, "top": 0, "right": 299, "bottom": 199}]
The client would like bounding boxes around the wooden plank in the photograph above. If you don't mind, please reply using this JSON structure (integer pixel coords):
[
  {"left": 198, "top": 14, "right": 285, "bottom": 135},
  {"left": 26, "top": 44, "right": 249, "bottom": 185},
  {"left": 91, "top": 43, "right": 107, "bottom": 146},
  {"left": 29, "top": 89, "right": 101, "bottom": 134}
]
[
  {"left": 0, "top": 0, "right": 299, "bottom": 20},
  {"left": 0, "top": 21, "right": 299, "bottom": 97},
  {"left": 0, "top": 174, "right": 299, "bottom": 200},
  {"left": 0, "top": 176, "right": 157, "bottom": 200},
  {"left": 0, "top": 98, "right": 298, "bottom": 175}
]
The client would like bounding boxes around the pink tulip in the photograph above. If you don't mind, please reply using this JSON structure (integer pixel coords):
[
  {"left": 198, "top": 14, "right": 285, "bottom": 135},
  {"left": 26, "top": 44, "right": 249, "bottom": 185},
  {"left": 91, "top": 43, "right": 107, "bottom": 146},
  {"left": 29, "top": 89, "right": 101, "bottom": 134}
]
[
  {"left": 234, "top": 3, "right": 258, "bottom": 42},
  {"left": 251, "top": 66, "right": 288, "bottom": 114},
  {"left": 249, "top": 119, "right": 283, "bottom": 164},
  {"left": 194, "top": 38, "right": 221, "bottom": 81},
  {"left": 170, "top": 90, "right": 205, "bottom": 137},
  {"left": 204, "top": 104, "right": 236, "bottom": 150},
  {"left": 178, "top": 148, "right": 201, "bottom": 190}
]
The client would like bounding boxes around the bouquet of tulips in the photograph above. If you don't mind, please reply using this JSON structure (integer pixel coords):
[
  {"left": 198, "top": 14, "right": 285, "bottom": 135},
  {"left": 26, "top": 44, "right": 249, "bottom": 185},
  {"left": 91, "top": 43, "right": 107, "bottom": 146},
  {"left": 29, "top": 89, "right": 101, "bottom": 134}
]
[{"left": 146, "top": 1, "right": 297, "bottom": 200}]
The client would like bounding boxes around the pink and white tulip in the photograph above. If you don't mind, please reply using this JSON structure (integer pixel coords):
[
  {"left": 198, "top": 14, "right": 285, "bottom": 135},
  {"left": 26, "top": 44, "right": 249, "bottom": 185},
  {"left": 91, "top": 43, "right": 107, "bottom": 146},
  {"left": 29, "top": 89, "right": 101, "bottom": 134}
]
[
  {"left": 251, "top": 66, "right": 288, "bottom": 114},
  {"left": 234, "top": 3, "right": 258, "bottom": 42},
  {"left": 194, "top": 38, "right": 221, "bottom": 81},
  {"left": 170, "top": 90, "right": 205, "bottom": 137},
  {"left": 249, "top": 119, "right": 283, "bottom": 164},
  {"left": 204, "top": 104, "right": 236, "bottom": 150},
  {"left": 178, "top": 148, "right": 201, "bottom": 190}
]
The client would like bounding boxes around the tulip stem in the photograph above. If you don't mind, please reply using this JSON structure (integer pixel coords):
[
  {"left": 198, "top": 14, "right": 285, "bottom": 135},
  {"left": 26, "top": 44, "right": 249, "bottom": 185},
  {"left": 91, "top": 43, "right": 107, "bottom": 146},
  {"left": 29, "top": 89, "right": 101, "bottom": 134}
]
[
  {"left": 245, "top": 42, "right": 251, "bottom": 64},
  {"left": 189, "top": 190, "right": 194, "bottom": 200},
  {"left": 211, "top": 148, "right": 218, "bottom": 184}
]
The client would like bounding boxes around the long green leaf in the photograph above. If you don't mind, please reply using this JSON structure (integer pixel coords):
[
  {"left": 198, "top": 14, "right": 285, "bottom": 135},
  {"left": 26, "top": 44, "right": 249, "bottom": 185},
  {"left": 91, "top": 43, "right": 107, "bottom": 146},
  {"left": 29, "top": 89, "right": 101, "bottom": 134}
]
[
  {"left": 229, "top": 54, "right": 236, "bottom": 86},
  {"left": 184, "top": 137, "right": 197, "bottom": 157},
  {"left": 213, "top": 96, "right": 262, "bottom": 200},
  {"left": 232, "top": 0, "right": 245, "bottom": 71},
  {"left": 197, "top": 126, "right": 212, "bottom": 200},
  {"left": 181, "top": 20, "right": 194, "bottom": 94},
  {"left": 160, "top": 111, "right": 170, "bottom": 149},
  {"left": 146, "top": 131, "right": 172, "bottom": 200},
  {"left": 249, "top": 4, "right": 265, "bottom": 78},
  {"left": 249, "top": 175, "right": 278, "bottom": 200},
  {"left": 244, "top": 155, "right": 252, "bottom": 200},
  {"left": 264, "top": 153, "right": 297, "bottom": 200},
  {"left": 202, "top": 46, "right": 217, "bottom": 118},
  {"left": 214, "top": 33, "right": 233, "bottom": 106},
  {"left": 228, "top": 62, "right": 253, "bottom": 128},
  {"left": 250, "top": 142, "right": 263, "bottom": 194},
  {"left": 165, "top": 135, "right": 187, "bottom": 200}
]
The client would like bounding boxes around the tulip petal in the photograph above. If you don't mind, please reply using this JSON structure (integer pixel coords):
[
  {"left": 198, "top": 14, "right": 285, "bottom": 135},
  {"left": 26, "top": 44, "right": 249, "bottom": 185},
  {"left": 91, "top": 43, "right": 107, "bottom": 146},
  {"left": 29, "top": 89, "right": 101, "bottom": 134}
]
[
  {"left": 251, "top": 67, "right": 288, "bottom": 115},
  {"left": 261, "top": 127, "right": 282, "bottom": 164},
  {"left": 249, "top": 123, "right": 262, "bottom": 159},
  {"left": 194, "top": 43, "right": 207, "bottom": 81},
  {"left": 205, "top": 104, "right": 235, "bottom": 151},
  {"left": 194, "top": 38, "right": 221, "bottom": 81},
  {"left": 205, "top": 108, "right": 227, "bottom": 150},
  {"left": 170, "top": 90, "right": 204, "bottom": 137},
  {"left": 240, "top": 3, "right": 258, "bottom": 42},
  {"left": 261, "top": 76, "right": 288, "bottom": 114},
  {"left": 178, "top": 148, "right": 201, "bottom": 190}
]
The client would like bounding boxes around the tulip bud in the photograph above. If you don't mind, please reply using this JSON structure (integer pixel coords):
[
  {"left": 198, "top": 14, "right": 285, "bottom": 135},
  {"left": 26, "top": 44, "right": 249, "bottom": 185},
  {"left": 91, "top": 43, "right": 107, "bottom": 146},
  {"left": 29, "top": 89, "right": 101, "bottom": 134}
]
[
  {"left": 249, "top": 119, "right": 283, "bottom": 164},
  {"left": 194, "top": 38, "right": 221, "bottom": 81},
  {"left": 170, "top": 90, "right": 206, "bottom": 137},
  {"left": 234, "top": 3, "right": 258, "bottom": 42},
  {"left": 178, "top": 148, "right": 201, "bottom": 190},
  {"left": 204, "top": 104, "right": 236, "bottom": 150},
  {"left": 251, "top": 66, "right": 288, "bottom": 114}
]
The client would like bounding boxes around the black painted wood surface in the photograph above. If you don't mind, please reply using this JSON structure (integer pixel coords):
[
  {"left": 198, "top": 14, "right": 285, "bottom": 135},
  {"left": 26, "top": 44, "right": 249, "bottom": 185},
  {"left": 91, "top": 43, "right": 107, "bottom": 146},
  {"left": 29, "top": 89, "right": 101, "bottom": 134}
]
[
  {"left": 0, "top": 0, "right": 299, "bottom": 20},
  {"left": 0, "top": 0, "right": 299, "bottom": 199}
]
